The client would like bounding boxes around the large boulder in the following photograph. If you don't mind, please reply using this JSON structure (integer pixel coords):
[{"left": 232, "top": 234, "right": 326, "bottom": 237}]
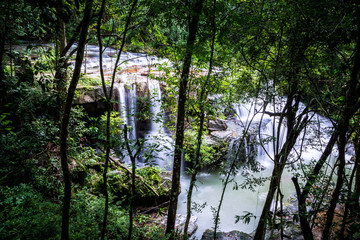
[
  {"left": 175, "top": 214, "right": 198, "bottom": 236},
  {"left": 201, "top": 229, "right": 252, "bottom": 240},
  {"left": 73, "top": 86, "right": 112, "bottom": 117},
  {"left": 161, "top": 214, "right": 198, "bottom": 237},
  {"left": 208, "top": 119, "right": 228, "bottom": 131},
  {"left": 210, "top": 130, "right": 233, "bottom": 140}
]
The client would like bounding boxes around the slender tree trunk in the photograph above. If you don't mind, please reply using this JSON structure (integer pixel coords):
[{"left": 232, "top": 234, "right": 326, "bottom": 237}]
[
  {"left": 296, "top": 34, "right": 360, "bottom": 239},
  {"left": 124, "top": 125, "right": 141, "bottom": 240},
  {"left": 97, "top": 0, "right": 138, "bottom": 238},
  {"left": 254, "top": 121, "right": 307, "bottom": 239},
  {"left": 56, "top": 0, "right": 67, "bottom": 53},
  {"left": 351, "top": 136, "right": 360, "bottom": 210},
  {"left": 292, "top": 177, "right": 314, "bottom": 240},
  {"left": 184, "top": 0, "right": 216, "bottom": 237},
  {"left": 0, "top": 1, "right": 10, "bottom": 108},
  {"left": 322, "top": 132, "right": 347, "bottom": 240},
  {"left": 213, "top": 153, "right": 238, "bottom": 239},
  {"left": 165, "top": 0, "right": 204, "bottom": 236},
  {"left": 54, "top": 0, "right": 68, "bottom": 97},
  {"left": 59, "top": 1, "right": 93, "bottom": 239},
  {"left": 254, "top": 94, "right": 309, "bottom": 239},
  {"left": 339, "top": 135, "right": 360, "bottom": 238}
]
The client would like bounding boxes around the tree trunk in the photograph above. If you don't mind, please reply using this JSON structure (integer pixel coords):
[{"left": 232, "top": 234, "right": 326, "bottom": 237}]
[
  {"left": 124, "top": 125, "right": 142, "bottom": 240},
  {"left": 254, "top": 81, "right": 309, "bottom": 240},
  {"left": 322, "top": 132, "right": 347, "bottom": 240},
  {"left": 297, "top": 33, "right": 360, "bottom": 240},
  {"left": 0, "top": 1, "right": 11, "bottom": 109},
  {"left": 339, "top": 133, "right": 360, "bottom": 238},
  {"left": 184, "top": 0, "right": 216, "bottom": 237},
  {"left": 97, "top": 0, "right": 138, "bottom": 238},
  {"left": 351, "top": 133, "right": 360, "bottom": 210},
  {"left": 60, "top": 1, "right": 93, "bottom": 239},
  {"left": 166, "top": 0, "right": 204, "bottom": 236},
  {"left": 56, "top": 0, "right": 67, "bottom": 53},
  {"left": 254, "top": 117, "right": 307, "bottom": 239}
]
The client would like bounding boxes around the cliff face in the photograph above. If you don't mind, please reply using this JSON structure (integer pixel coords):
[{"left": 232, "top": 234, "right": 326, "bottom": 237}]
[
  {"left": 73, "top": 80, "right": 151, "bottom": 117},
  {"left": 73, "top": 86, "right": 112, "bottom": 117}
]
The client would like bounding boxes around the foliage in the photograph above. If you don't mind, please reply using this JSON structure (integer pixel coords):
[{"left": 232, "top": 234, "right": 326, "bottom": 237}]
[
  {"left": 88, "top": 112, "right": 123, "bottom": 148},
  {"left": 183, "top": 129, "right": 215, "bottom": 167},
  {"left": 0, "top": 184, "right": 61, "bottom": 239},
  {"left": 91, "top": 165, "right": 171, "bottom": 203}
]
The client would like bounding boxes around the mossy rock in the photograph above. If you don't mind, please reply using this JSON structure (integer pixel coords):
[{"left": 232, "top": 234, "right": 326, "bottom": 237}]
[{"left": 88, "top": 166, "right": 171, "bottom": 206}]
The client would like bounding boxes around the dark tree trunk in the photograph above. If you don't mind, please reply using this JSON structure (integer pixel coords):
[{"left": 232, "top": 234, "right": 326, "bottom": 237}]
[
  {"left": 0, "top": 1, "right": 10, "bottom": 109},
  {"left": 296, "top": 31, "right": 360, "bottom": 240},
  {"left": 254, "top": 38, "right": 309, "bottom": 239},
  {"left": 97, "top": 0, "right": 138, "bottom": 238},
  {"left": 124, "top": 125, "right": 141, "bottom": 240},
  {"left": 56, "top": 0, "right": 67, "bottom": 53},
  {"left": 166, "top": 0, "right": 204, "bottom": 236},
  {"left": 339, "top": 135, "right": 360, "bottom": 238},
  {"left": 254, "top": 112, "right": 308, "bottom": 239},
  {"left": 352, "top": 144, "right": 360, "bottom": 209},
  {"left": 184, "top": 0, "right": 216, "bottom": 237},
  {"left": 322, "top": 132, "right": 347, "bottom": 240},
  {"left": 59, "top": 1, "right": 93, "bottom": 239}
]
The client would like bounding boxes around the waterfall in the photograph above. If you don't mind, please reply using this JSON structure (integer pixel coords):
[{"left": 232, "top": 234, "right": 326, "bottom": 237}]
[
  {"left": 148, "top": 79, "right": 164, "bottom": 134},
  {"left": 127, "top": 84, "right": 137, "bottom": 140},
  {"left": 142, "top": 79, "right": 174, "bottom": 169},
  {"left": 117, "top": 83, "right": 137, "bottom": 140}
]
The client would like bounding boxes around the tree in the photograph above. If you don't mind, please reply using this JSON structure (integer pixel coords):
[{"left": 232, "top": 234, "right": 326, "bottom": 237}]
[
  {"left": 166, "top": 0, "right": 205, "bottom": 236},
  {"left": 59, "top": 1, "right": 93, "bottom": 239},
  {"left": 184, "top": 0, "right": 217, "bottom": 237},
  {"left": 96, "top": 0, "right": 139, "bottom": 238}
]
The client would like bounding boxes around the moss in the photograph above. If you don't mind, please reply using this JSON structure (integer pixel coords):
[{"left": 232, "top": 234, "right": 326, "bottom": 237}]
[{"left": 87, "top": 165, "right": 171, "bottom": 206}]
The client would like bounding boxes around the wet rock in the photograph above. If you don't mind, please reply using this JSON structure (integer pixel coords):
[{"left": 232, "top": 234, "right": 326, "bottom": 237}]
[
  {"left": 175, "top": 214, "right": 198, "bottom": 236},
  {"left": 208, "top": 119, "right": 228, "bottom": 131},
  {"left": 210, "top": 131, "right": 233, "bottom": 140},
  {"left": 161, "top": 214, "right": 198, "bottom": 237},
  {"left": 74, "top": 86, "right": 112, "bottom": 117},
  {"left": 201, "top": 229, "right": 252, "bottom": 240},
  {"left": 74, "top": 86, "right": 111, "bottom": 104}
]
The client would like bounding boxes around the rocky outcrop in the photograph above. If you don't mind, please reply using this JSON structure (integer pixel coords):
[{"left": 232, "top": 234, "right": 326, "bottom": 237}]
[
  {"left": 208, "top": 119, "right": 228, "bottom": 131},
  {"left": 175, "top": 214, "right": 198, "bottom": 236},
  {"left": 74, "top": 86, "right": 111, "bottom": 104},
  {"left": 73, "top": 86, "right": 112, "bottom": 117},
  {"left": 161, "top": 214, "right": 198, "bottom": 237},
  {"left": 201, "top": 229, "right": 252, "bottom": 240}
]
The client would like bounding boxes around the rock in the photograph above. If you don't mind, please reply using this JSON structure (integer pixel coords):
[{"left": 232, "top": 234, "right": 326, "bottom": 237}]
[
  {"left": 210, "top": 130, "right": 233, "bottom": 140},
  {"left": 201, "top": 229, "right": 252, "bottom": 240},
  {"left": 161, "top": 214, "right": 198, "bottom": 237},
  {"left": 176, "top": 214, "right": 198, "bottom": 236},
  {"left": 208, "top": 119, "right": 228, "bottom": 131},
  {"left": 74, "top": 86, "right": 110, "bottom": 104},
  {"left": 73, "top": 86, "right": 111, "bottom": 117}
]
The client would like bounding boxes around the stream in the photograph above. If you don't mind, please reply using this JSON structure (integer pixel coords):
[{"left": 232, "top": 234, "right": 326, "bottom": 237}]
[
  {"left": 25, "top": 44, "right": 350, "bottom": 238},
  {"left": 80, "top": 45, "right": 349, "bottom": 239}
]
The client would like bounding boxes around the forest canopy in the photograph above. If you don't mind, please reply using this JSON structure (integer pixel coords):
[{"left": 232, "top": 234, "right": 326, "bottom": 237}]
[{"left": 1, "top": 0, "right": 360, "bottom": 239}]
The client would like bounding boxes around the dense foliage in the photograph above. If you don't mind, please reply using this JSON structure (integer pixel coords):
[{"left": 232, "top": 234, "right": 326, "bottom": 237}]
[{"left": 1, "top": 0, "right": 360, "bottom": 239}]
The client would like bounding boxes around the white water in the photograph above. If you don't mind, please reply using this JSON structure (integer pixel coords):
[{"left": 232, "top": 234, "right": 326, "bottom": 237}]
[
  {"left": 68, "top": 46, "right": 351, "bottom": 238},
  {"left": 177, "top": 98, "right": 342, "bottom": 239},
  {"left": 80, "top": 45, "right": 169, "bottom": 78},
  {"left": 142, "top": 79, "right": 174, "bottom": 169},
  {"left": 117, "top": 83, "right": 137, "bottom": 140}
]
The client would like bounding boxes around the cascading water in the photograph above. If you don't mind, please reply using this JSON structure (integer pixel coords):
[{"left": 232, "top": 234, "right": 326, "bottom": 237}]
[
  {"left": 74, "top": 46, "right": 345, "bottom": 238},
  {"left": 177, "top": 97, "right": 342, "bottom": 239},
  {"left": 114, "top": 79, "right": 173, "bottom": 169},
  {"left": 117, "top": 83, "right": 137, "bottom": 140},
  {"left": 148, "top": 79, "right": 164, "bottom": 134},
  {"left": 142, "top": 79, "right": 174, "bottom": 169}
]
